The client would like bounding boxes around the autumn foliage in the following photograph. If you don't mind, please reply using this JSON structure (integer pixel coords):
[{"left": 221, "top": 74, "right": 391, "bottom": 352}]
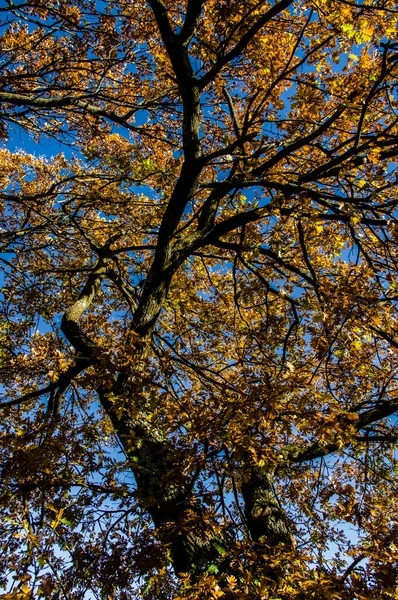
[{"left": 1, "top": 0, "right": 398, "bottom": 598}]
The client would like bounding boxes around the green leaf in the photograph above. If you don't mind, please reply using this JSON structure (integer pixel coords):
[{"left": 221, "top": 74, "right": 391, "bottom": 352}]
[
  {"left": 208, "top": 564, "right": 220, "bottom": 574},
  {"left": 213, "top": 542, "right": 227, "bottom": 556}
]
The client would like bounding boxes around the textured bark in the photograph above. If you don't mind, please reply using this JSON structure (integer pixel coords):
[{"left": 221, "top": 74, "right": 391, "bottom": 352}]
[
  {"left": 98, "top": 386, "right": 228, "bottom": 577},
  {"left": 241, "top": 468, "right": 293, "bottom": 583},
  {"left": 242, "top": 468, "right": 292, "bottom": 546}
]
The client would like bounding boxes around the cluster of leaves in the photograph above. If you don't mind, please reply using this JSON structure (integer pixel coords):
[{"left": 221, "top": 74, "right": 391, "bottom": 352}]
[{"left": 0, "top": 0, "right": 398, "bottom": 598}]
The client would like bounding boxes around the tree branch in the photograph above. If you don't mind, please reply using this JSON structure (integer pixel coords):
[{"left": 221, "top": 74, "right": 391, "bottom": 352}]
[
  {"left": 199, "top": 0, "right": 295, "bottom": 89},
  {"left": 178, "top": 0, "right": 205, "bottom": 46},
  {"left": 288, "top": 395, "right": 398, "bottom": 464},
  {"left": 61, "top": 256, "right": 108, "bottom": 357}
]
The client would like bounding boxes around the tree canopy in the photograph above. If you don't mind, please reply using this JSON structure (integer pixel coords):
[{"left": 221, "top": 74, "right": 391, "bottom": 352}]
[{"left": 1, "top": 0, "right": 398, "bottom": 598}]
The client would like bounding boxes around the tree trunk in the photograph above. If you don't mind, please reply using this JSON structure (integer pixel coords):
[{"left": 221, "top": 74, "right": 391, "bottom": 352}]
[
  {"left": 98, "top": 386, "right": 229, "bottom": 578},
  {"left": 241, "top": 467, "right": 293, "bottom": 583},
  {"left": 242, "top": 467, "right": 291, "bottom": 545}
]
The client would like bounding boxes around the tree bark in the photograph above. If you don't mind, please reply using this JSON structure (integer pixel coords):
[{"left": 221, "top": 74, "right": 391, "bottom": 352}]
[
  {"left": 98, "top": 385, "right": 229, "bottom": 577},
  {"left": 241, "top": 467, "right": 293, "bottom": 582},
  {"left": 242, "top": 467, "right": 291, "bottom": 546}
]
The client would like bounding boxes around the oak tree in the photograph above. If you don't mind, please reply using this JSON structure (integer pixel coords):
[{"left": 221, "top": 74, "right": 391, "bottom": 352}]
[{"left": 0, "top": 0, "right": 398, "bottom": 598}]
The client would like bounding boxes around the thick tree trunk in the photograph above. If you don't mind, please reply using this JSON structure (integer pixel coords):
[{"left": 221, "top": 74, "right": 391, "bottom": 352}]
[
  {"left": 98, "top": 386, "right": 229, "bottom": 578},
  {"left": 242, "top": 467, "right": 291, "bottom": 545},
  {"left": 241, "top": 467, "right": 293, "bottom": 583}
]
